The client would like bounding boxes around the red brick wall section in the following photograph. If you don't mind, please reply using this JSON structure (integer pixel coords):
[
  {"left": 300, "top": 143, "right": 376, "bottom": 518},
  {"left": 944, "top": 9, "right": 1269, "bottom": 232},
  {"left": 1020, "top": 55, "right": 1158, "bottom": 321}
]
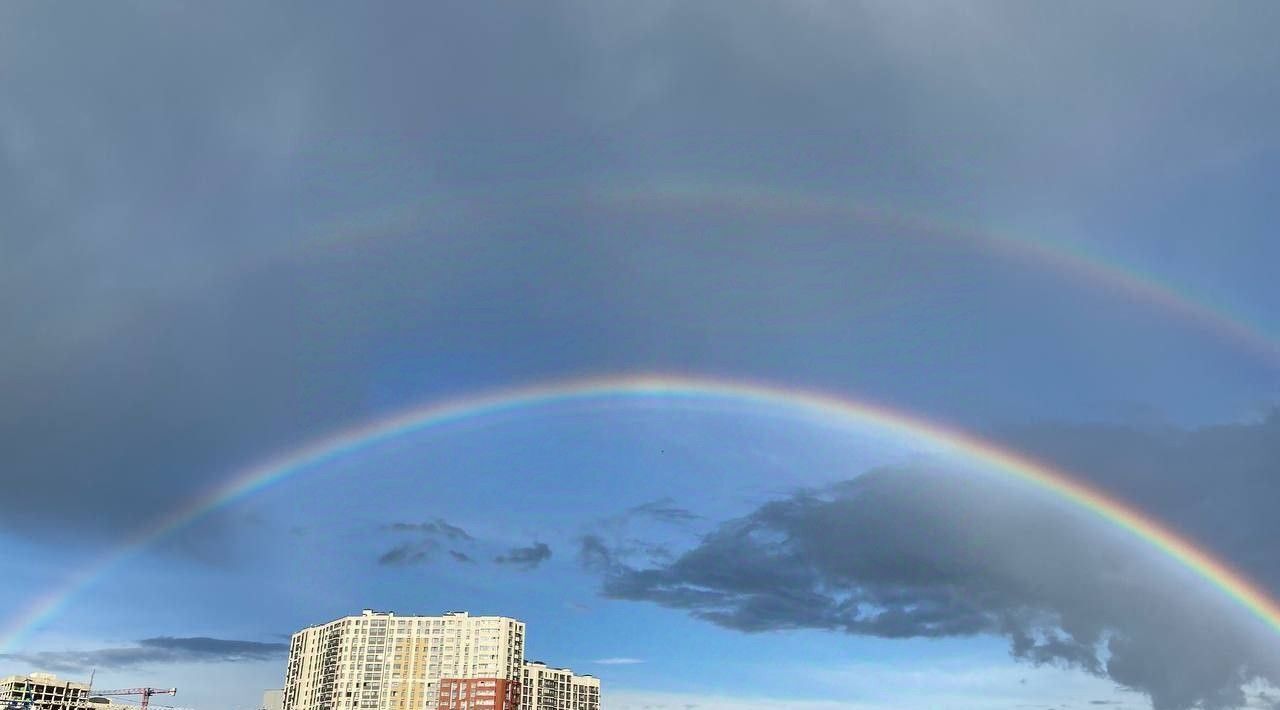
[{"left": 436, "top": 678, "right": 520, "bottom": 710}]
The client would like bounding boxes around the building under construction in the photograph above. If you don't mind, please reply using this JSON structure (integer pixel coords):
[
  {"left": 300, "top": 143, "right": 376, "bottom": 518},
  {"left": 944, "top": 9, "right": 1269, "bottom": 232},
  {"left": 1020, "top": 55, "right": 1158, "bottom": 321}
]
[{"left": 0, "top": 673, "right": 90, "bottom": 710}]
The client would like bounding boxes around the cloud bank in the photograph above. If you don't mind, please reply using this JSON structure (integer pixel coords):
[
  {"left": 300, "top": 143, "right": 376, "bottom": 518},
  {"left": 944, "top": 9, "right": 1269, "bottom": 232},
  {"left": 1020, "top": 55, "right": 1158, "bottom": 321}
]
[
  {"left": 0, "top": 636, "right": 287, "bottom": 672},
  {"left": 4, "top": 1, "right": 1277, "bottom": 554},
  {"left": 585, "top": 437, "right": 1280, "bottom": 710}
]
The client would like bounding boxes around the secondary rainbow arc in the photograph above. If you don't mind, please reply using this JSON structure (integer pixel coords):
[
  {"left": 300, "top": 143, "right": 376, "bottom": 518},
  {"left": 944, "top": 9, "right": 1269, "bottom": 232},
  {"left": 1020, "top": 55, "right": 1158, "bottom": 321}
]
[
  {"left": 292, "top": 182, "right": 1279, "bottom": 367},
  {"left": 3, "top": 374, "right": 1278, "bottom": 653},
  {"left": 591, "top": 182, "right": 1279, "bottom": 365}
]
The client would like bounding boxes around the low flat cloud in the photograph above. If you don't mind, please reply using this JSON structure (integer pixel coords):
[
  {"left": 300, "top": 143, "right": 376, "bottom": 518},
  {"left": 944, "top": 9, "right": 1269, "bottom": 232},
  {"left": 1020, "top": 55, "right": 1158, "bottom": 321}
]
[
  {"left": 593, "top": 657, "right": 644, "bottom": 665},
  {"left": 583, "top": 415, "right": 1280, "bottom": 710},
  {"left": 494, "top": 542, "right": 552, "bottom": 570},
  {"left": 0, "top": 637, "right": 287, "bottom": 672}
]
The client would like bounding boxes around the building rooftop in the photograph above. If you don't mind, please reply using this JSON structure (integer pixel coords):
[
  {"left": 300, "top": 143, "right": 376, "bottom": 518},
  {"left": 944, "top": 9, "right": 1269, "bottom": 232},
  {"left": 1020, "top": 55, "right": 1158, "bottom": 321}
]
[{"left": 0, "top": 673, "right": 92, "bottom": 692}]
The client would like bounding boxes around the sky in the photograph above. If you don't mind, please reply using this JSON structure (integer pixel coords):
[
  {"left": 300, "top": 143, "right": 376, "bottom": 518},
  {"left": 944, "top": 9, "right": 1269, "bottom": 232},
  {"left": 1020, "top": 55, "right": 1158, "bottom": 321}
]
[{"left": 2, "top": 2, "right": 1280, "bottom": 709}]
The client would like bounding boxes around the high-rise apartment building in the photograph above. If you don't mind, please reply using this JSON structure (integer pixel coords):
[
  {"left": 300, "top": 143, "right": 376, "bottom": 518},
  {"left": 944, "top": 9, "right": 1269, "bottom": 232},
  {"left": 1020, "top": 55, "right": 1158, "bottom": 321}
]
[
  {"left": 0, "top": 673, "right": 90, "bottom": 710},
  {"left": 283, "top": 610, "right": 524, "bottom": 710},
  {"left": 520, "top": 663, "right": 599, "bottom": 710}
]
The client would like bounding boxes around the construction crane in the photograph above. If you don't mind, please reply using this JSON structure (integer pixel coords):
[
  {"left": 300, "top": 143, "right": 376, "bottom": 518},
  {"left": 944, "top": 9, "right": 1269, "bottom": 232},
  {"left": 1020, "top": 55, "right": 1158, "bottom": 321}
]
[
  {"left": 101, "top": 702, "right": 195, "bottom": 710},
  {"left": 92, "top": 689, "right": 177, "bottom": 710}
]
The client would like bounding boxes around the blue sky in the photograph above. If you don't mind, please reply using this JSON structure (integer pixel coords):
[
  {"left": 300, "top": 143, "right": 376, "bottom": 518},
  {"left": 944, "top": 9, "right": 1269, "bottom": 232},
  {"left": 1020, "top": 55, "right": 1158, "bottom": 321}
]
[{"left": 2, "top": 2, "right": 1280, "bottom": 709}]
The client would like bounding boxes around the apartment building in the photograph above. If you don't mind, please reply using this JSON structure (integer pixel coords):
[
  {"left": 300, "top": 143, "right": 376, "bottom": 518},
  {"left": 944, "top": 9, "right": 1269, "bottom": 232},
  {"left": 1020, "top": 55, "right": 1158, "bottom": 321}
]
[
  {"left": 520, "top": 662, "right": 599, "bottom": 710},
  {"left": 283, "top": 610, "right": 524, "bottom": 710},
  {"left": 0, "top": 673, "right": 90, "bottom": 710}
]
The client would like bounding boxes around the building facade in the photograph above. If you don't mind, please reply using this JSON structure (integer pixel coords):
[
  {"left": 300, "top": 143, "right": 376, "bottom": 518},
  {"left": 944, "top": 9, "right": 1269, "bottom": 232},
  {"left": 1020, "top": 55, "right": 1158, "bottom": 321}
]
[
  {"left": 283, "top": 610, "right": 525, "bottom": 710},
  {"left": 261, "top": 689, "right": 284, "bottom": 710},
  {"left": 0, "top": 673, "right": 90, "bottom": 710},
  {"left": 520, "top": 663, "right": 599, "bottom": 710}
]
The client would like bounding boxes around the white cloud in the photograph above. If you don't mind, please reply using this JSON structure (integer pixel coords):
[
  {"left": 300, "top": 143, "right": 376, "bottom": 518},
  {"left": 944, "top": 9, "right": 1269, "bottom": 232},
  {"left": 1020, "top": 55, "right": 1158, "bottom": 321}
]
[{"left": 593, "top": 657, "right": 644, "bottom": 665}]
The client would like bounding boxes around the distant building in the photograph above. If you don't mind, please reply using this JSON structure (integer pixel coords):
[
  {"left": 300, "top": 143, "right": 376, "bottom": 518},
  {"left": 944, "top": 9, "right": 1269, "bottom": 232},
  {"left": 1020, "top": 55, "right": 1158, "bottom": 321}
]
[
  {"left": 86, "top": 697, "right": 134, "bottom": 710},
  {"left": 521, "top": 662, "right": 599, "bottom": 710},
  {"left": 283, "top": 610, "right": 525, "bottom": 710},
  {"left": 261, "top": 690, "right": 283, "bottom": 710},
  {"left": 0, "top": 673, "right": 90, "bottom": 710}
]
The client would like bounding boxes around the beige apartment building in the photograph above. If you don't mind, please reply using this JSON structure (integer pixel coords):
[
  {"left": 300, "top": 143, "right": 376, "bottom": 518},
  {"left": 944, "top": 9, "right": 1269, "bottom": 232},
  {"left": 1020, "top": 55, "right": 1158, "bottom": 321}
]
[
  {"left": 283, "top": 610, "right": 525, "bottom": 710},
  {"left": 520, "top": 663, "right": 599, "bottom": 710},
  {"left": 0, "top": 673, "right": 90, "bottom": 710}
]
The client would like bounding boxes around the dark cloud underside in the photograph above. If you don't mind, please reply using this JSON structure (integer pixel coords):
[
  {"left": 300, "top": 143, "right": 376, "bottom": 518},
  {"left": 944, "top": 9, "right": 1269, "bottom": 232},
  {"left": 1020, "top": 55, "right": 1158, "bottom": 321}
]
[{"left": 587, "top": 432, "right": 1280, "bottom": 710}]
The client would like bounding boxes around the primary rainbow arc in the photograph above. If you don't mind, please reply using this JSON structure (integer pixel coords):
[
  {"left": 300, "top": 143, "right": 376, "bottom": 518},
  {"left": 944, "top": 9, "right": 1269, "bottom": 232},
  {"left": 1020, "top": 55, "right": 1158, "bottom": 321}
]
[{"left": 3, "top": 374, "right": 1278, "bottom": 652}]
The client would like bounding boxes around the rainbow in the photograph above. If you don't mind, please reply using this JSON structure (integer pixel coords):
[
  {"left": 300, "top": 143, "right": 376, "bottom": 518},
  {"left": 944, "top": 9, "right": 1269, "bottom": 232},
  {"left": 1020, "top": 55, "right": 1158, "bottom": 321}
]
[
  {"left": 590, "top": 182, "right": 1279, "bottom": 365},
  {"left": 275, "top": 181, "right": 1278, "bottom": 367},
  {"left": 3, "top": 374, "right": 1279, "bottom": 652}
]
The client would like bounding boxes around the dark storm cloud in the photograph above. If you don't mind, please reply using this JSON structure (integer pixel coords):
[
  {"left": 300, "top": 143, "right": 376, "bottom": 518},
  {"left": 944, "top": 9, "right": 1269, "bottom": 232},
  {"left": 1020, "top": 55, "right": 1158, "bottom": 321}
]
[
  {"left": 587, "top": 413, "right": 1280, "bottom": 710},
  {"left": 3, "top": 1, "right": 1279, "bottom": 552},
  {"left": 494, "top": 542, "right": 552, "bottom": 570},
  {"left": 1004, "top": 412, "right": 1280, "bottom": 593},
  {"left": 0, "top": 1, "right": 649, "bottom": 545},
  {"left": 0, "top": 637, "right": 287, "bottom": 672}
]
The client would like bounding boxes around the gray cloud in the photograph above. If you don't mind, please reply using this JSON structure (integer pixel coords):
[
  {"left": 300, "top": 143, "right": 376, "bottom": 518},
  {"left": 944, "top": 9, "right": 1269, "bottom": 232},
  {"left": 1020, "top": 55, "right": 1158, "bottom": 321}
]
[
  {"left": 578, "top": 498, "right": 698, "bottom": 573},
  {"left": 3, "top": 1, "right": 1277, "bottom": 553},
  {"left": 377, "top": 540, "right": 437, "bottom": 566},
  {"left": 1004, "top": 413, "right": 1280, "bottom": 592},
  {"left": 494, "top": 542, "right": 552, "bottom": 570},
  {"left": 385, "top": 519, "right": 475, "bottom": 542},
  {"left": 0, "top": 637, "right": 287, "bottom": 672},
  {"left": 586, "top": 415, "right": 1280, "bottom": 710},
  {"left": 579, "top": 534, "right": 673, "bottom": 570},
  {"left": 578, "top": 535, "right": 617, "bottom": 573},
  {"left": 376, "top": 518, "right": 477, "bottom": 566},
  {"left": 377, "top": 520, "right": 554, "bottom": 569},
  {"left": 626, "top": 498, "right": 701, "bottom": 525}
]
